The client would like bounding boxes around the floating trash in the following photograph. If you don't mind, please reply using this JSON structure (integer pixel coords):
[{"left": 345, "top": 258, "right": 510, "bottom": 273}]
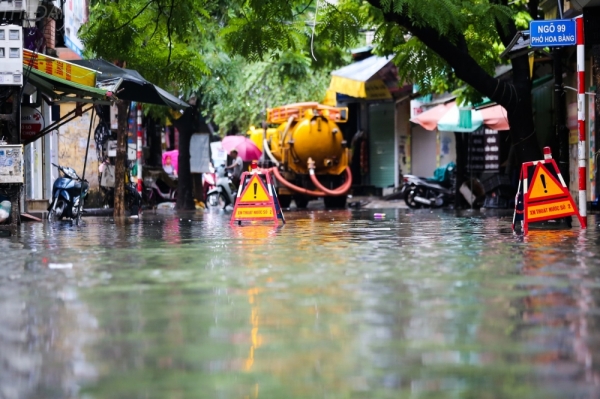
[{"left": 48, "top": 263, "right": 73, "bottom": 270}]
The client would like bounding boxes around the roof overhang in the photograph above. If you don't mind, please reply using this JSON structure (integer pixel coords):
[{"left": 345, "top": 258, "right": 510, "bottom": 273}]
[
  {"left": 26, "top": 68, "right": 111, "bottom": 105},
  {"left": 329, "top": 55, "right": 397, "bottom": 100},
  {"left": 72, "top": 59, "right": 190, "bottom": 109}
]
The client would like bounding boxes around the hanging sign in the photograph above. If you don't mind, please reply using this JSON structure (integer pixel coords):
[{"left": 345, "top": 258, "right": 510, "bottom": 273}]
[
  {"left": 231, "top": 171, "right": 285, "bottom": 225},
  {"left": 513, "top": 147, "right": 585, "bottom": 235},
  {"left": 21, "top": 107, "right": 44, "bottom": 141},
  {"left": 23, "top": 49, "right": 97, "bottom": 87}
]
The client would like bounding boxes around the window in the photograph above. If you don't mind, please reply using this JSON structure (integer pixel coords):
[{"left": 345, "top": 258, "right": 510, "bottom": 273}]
[
  {"left": 9, "top": 48, "right": 19, "bottom": 58},
  {"left": 9, "top": 30, "right": 19, "bottom": 40}
]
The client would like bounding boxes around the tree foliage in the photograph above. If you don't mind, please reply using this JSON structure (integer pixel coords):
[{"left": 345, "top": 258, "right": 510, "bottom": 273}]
[
  {"left": 223, "top": 0, "right": 544, "bottom": 165},
  {"left": 81, "top": 0, "right": 210, "bottom": 91},
  {"left": 197, "top": 52, "right": 335, "bottom": 134}
]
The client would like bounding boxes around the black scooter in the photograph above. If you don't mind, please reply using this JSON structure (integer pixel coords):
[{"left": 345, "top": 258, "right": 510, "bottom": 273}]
[
  {"left": 48, "top": 163, "right": 89, "bottom": 223},
  {"left": 402, "top": 174, "right": 454, "bottom": 208}
]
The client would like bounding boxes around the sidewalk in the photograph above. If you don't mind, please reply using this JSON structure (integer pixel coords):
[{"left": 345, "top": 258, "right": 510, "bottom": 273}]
[{"left": 347, "top": 195, "right": 408, "bottom": 209}]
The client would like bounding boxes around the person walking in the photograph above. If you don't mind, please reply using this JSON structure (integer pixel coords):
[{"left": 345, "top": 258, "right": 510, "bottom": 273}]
[{"left": 226, "top": 149, "right": 243, "bottom": 188}]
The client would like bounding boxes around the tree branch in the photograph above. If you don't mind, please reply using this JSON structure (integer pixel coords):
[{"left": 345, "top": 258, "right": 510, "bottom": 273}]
[
  {"left": 166, "top": 0, "right": 174, "bottom": 65},
  {"left": 364, "top": 0, "right": 524, "bottom": 109},
  {"left": 113, "top": 0, "right": 155, "bottom": 31},
  {"left": 293, "top": 0, "right": 313, "bottom": 18},
  {"left": 148, "top": 1, "right": 163, "bottom": 43}
]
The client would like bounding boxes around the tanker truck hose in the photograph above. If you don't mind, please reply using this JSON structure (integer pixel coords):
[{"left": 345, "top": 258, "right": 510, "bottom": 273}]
[
  {"left": 268, "top": 167, "right": 326, "bottom": 196},
  {"left": 263, "top": 138, "right": 280, "bottom": 166},
  {"left": 279, "top": 116, "right": 295, "bottom": 147},
  {"left": 308, "top": 165, "right": 353, "bottom": 196}
]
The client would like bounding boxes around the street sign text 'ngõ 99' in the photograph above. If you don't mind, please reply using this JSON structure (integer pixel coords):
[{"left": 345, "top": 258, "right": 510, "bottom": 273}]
[{"left": 530, "top": 19, "right": 576, "bottom": 47}]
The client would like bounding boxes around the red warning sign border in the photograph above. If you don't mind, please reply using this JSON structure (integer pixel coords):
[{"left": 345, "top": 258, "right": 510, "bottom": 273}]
[
  {"left": 514, "top": 157, "right": 585, "bottom": 235},
  {"left": 230, "top": 170, "right": 285, "bottom": 226}
]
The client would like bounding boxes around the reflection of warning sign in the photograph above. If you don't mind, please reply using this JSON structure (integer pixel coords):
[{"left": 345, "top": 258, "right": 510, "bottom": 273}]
[
  {"left": 527, "top": 164, "right": 565, "bottom": 200},
  {"left": 231, "top": 171, "right": 285, "bottom": 226},
  {"left": 513, "top": 148, "right": 585, "bottom": 235},
  {"left": 238, "top": 174, "right": 270, "bottom": 203}
]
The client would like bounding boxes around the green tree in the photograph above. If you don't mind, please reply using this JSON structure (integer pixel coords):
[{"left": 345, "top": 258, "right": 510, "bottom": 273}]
[
  {"left": 81, "top": 0, "right": 210, "bottom": 213},
  {"left": 187, "top": 1, "right": 352, "bottom": 134},
  {"left": 223, "top": 0, "right": 545, "bottom": 166},
  {"left": 197, "top": 52, "right": 337, "bottom": 134}
]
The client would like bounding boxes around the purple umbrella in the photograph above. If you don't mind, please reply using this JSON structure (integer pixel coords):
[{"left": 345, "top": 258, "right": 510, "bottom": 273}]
[{"left": 221, "top": 136, "right": 262, "bottom": 162}]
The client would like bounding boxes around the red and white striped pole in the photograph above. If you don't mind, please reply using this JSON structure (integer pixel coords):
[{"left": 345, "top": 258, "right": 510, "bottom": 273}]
[
  {"left": 576, "top": 16, "right": 588, "bottom": 228},
  {"left": 136, "top": 103, "right": 143, "bottom": 195}
]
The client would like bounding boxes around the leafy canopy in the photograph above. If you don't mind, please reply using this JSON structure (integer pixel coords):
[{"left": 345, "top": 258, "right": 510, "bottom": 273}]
[{"left": 80, "top": 0, "right": 211, "bottom": 94}]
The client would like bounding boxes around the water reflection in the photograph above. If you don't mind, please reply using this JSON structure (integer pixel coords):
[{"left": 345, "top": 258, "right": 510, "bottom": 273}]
[{"left": 2, "top": 212, "right": 600, "bottom": 398}]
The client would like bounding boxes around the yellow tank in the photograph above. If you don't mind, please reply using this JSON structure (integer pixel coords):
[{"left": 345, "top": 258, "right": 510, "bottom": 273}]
[
  {"left": 266, "top": 102, "right": 349, "bottom": 176},
  {"left": 246, "top": 126, "right": 278, "bottom": 152}
]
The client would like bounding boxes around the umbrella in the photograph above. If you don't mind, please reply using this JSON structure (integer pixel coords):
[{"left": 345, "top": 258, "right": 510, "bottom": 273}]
[
  {"left": 162, "top": 150, "right": 179, "bottom": 174},
  {"left": 221, "top": 136, "right": 262, "bottom": 161},
  {"left": 411, "top": 102, "right": 509, "bottom": 132}
]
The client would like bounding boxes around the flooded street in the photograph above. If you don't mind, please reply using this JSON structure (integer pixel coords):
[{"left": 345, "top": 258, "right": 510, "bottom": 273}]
[{"left": 2, "top": 209, "right": 600, "bottom": 399}]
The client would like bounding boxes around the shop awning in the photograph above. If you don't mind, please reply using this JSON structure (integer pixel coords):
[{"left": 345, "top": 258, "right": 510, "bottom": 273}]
[
  {"left": 411, "top": 101, "right": 510, "bottom": 132},
  {"left": 478, "top": 105, "right": 510, "bottom": 131},
  {"left": 26, "top": 67, "right": 110, "bottom": 104},
  {"left": 72, "top": 59, "right": 189, "bottom": 109},
  {"left": 329, "top": 55, "right": 395, "bottom": 100}
]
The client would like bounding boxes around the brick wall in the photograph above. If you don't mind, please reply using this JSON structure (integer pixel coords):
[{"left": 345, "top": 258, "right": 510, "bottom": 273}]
[{"left": 43, "top": 18, "right": 55, "bottom": 49}]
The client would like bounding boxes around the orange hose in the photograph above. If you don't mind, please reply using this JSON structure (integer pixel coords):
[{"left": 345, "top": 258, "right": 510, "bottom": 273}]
[
  {"left": 262, "top": 166, "right": 352, "bottom": 197},
  {"left": 309, "top": 167, "right": 352, "bottom": 196},
  {"left": 268, "top": 167, "right": 325, "bottom": 196}
]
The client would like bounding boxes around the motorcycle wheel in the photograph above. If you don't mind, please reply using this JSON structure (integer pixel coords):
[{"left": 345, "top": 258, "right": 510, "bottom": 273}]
[
  {"left": 126, "top": 188, "right": 142, "bottom": 215},
  {"left": 206, "top": 192, "right": 227, "bottom": 210},
  {"left": 48, "top": 199, "right": 64, "bottom": 222},
  {"left": 144, "top": 189, "right": 156, "bottom": 210},
  {"left": 74, "top": 199, "right": 84, "bottom": 225},
  {"left": 404, "top": 187, "right": 424, "bottom": 209}
]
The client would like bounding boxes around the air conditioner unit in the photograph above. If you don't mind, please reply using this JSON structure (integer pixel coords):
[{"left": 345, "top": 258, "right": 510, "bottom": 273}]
[
  {"left": 0, "top": 24, "right": 23, "bottom": 86},
  {"left": 0, "top": 145, "right": 24, "bottom": 184},
  {"left": 0, "top": 0, "right": 26, "bottom": 13}
]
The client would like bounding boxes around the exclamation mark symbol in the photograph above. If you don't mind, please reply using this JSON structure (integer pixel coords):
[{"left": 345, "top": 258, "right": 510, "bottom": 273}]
[
  {"left": 540, "top": 174, "right": 547, "bottom": 193},
  {"left": 253, "top": 183, "right": 257, "bottom": 198}
]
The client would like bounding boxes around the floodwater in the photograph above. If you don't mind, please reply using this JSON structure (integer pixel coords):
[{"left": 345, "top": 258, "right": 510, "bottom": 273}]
[{"left": 2, "top": 208, "right": 600, "bottom": 399}]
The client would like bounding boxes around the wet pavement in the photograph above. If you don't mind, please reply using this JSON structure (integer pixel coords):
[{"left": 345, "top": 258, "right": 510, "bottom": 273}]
[{"left": 2, "top": 208, "right": 600, "bottom": 399}]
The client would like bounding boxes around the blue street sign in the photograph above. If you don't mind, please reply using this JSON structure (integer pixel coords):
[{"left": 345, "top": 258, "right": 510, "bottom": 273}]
[{"left": 529, "top": 19, "right": 576, "bottom": 47}]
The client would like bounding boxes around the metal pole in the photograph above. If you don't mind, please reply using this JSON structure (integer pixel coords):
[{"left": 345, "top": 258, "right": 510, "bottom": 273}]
[
  {"left": 77, "top": 107, "right": 96, "bottom": 225},
  {"left": 136, "top": 103, "right": 143, "bottom": 195},
  {"left": 576, "top": 16, "right": 588, "bottom": 228}
]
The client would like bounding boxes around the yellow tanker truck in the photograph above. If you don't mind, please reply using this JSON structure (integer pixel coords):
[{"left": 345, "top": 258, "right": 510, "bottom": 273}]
[{"left": 248, "top": 102, "right": 352, "bottom": 209}]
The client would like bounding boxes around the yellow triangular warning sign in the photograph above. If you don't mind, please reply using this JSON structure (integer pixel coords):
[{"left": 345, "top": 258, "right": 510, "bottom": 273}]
[
  {"left": 528, "top": 163, "right": 566, "bottom": 200},
  {"left": 239, "top": 174, "right": 270, "bottom": 203}
]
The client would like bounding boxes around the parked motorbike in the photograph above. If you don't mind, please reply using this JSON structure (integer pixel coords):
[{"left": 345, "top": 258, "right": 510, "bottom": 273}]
[
  {"left": 99, "top": 160, "right": 142, "bottom": 214},
  {"left": 401, "top": 162, "right": 456, "bottom": 209},
  {"left": 48, "top": 163, "right": 89, "bottom": 223},
  {"left": 144, "top": 175, "right": 177, "bottom": 208},
  {"left": 205, "top": 165, "right": 237, "bottom": 209},
  {"left": 202, "top": 165, "right": 217, "bottom": 204},
  {"left": 402, "top": 174, "right": 454, "bottom": 208}
]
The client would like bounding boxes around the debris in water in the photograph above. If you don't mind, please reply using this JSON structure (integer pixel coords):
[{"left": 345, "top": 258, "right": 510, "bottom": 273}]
[{"left": 48, "top": 263, "right": 73, "bottom": 270}]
